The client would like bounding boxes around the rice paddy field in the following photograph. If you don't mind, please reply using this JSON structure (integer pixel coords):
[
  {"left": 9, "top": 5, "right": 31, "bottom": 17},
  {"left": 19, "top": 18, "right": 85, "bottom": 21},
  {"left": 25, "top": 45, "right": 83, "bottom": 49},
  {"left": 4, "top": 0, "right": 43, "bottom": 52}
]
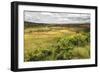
[{"left": 24, "top": 22, "right": 90, "bottom": 62}]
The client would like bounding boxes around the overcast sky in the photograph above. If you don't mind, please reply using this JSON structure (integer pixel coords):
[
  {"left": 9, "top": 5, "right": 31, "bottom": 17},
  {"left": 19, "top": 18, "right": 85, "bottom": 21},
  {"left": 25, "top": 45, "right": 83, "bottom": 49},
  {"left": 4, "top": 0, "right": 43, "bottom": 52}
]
[{"left": 24, "top": 11, "right": 90, "bottom": 24}]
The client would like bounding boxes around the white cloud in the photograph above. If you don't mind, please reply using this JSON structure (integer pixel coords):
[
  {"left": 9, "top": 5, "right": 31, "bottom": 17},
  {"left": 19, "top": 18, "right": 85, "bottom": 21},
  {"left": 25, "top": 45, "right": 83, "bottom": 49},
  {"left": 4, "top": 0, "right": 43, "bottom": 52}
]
[{"left": 24, "top": 11, "right": 90, "bottom": 24}]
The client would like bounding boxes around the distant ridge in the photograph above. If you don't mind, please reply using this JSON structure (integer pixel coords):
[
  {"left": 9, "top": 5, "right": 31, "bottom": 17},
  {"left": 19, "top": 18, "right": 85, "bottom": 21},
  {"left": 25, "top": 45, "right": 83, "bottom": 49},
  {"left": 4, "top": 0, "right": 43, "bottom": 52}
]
[
  {"left": 24, "top": 21, "right": 90, "bottom": 29},
  {"left": 24, "top": 21, "right": 90, "bottom": 25}
]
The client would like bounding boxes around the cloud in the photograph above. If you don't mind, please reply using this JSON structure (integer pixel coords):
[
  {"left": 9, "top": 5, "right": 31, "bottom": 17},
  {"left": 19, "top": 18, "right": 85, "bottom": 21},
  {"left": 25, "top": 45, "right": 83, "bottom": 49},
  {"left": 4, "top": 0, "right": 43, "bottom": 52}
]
[{"left": 24, "top": 11, "right": 90, "bottom": 24}]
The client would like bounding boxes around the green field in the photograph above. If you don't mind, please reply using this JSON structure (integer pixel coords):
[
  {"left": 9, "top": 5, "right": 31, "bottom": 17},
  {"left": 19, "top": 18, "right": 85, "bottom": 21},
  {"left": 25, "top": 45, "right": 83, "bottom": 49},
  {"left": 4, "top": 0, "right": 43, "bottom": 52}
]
[{"left": 24, "top": 22, "right": 90, "bottom": 62}]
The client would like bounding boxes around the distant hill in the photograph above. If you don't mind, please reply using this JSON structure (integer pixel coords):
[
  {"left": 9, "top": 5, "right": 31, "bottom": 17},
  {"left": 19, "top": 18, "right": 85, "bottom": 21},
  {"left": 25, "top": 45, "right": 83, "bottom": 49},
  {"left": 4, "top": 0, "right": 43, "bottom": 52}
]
[{"left": 24, "top": 21, "right": 90, "bottom": 29}]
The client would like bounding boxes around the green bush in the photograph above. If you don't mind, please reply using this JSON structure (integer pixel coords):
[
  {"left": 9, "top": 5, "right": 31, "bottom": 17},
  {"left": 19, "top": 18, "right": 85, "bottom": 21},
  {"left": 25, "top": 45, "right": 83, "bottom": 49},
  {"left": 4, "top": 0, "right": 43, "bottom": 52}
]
[{"left": 52, "top": 33, "right": 90, "bottom": 60}]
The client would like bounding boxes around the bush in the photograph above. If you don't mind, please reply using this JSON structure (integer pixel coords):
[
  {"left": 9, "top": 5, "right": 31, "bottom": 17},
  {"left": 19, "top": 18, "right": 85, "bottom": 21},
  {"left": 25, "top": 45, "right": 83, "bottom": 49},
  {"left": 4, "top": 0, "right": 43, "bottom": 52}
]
[
  {"left": 52, "top": 33, "right": 90, "bottom": 60},
  {"left": 25, "top": 48, "right": 53, "bottom": 61}
]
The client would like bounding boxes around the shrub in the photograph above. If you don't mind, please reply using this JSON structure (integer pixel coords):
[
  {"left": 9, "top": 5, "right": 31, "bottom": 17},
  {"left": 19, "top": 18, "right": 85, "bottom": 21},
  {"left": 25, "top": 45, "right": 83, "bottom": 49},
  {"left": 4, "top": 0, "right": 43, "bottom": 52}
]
[{"left": 52, "top": 33, "right": 90, "bottom": 60}]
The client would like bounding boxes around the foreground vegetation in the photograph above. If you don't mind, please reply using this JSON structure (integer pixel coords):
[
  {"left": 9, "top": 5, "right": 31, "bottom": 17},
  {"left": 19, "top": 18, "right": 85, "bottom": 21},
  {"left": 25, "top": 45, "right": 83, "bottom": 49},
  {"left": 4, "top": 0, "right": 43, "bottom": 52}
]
[{"left": 24, "top": 22, "right": 90, "bottom": 62}]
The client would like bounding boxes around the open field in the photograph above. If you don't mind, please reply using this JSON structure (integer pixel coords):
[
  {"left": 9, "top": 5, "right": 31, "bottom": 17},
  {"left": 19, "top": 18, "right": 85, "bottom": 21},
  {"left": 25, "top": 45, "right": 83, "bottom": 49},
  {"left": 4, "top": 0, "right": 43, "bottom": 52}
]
[{"left": 24, "top": 22, "right": 90, "bottom": 62}]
